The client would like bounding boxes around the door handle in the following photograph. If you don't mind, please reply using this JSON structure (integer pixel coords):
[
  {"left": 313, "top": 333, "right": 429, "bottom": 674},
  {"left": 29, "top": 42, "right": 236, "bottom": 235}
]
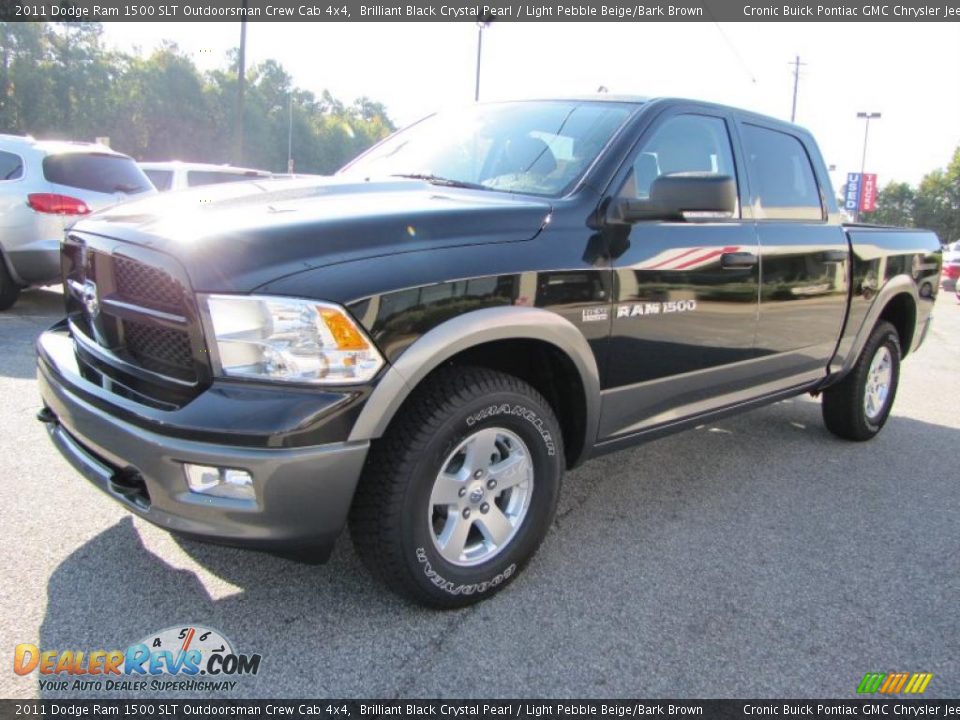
[
  {"left": 720, "top": 251, "right": 758, "bottom": 269},
  {"left": 821, "top": 249, "right": 849, "bottom": 263}
]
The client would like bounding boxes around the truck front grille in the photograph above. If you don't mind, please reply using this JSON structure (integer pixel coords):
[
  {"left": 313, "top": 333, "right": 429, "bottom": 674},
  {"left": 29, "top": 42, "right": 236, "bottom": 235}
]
[
  {"left": 114, "top": 255, "right": 185, "bottom": 312},
  {"left": 123, "top": 320, "right": 195, "bottom": 379},
  {"left": 62, "top": 234, "right": 211, "bottom": 405}
]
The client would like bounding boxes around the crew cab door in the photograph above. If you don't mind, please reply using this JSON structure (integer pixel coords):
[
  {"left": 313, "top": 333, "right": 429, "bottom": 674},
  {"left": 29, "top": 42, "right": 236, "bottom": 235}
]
[
  {"left": 737, "top": 121, "right": 850, "bottom": 387},
  {"left": 597, "top": 109, "right": 761, "bottom": 440}
]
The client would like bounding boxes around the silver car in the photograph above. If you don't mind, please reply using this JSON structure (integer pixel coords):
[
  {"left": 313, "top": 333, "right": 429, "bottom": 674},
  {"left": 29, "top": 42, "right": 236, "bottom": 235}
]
[
  {"left": 138, "top": 161, "right": 271, "bottom": 192},
  {"left": 0, "top": 135, "right": 155, "bottom": 310}
]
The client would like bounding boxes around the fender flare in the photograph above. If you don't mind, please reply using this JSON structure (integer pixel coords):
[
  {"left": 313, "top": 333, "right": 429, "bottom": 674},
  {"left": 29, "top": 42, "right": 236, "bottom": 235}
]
[
  {"left": 837, "top": 275, "right": 919, "bottom": 377},
  {"left": 348, "top": 306, "right": 601, "bottom": 465}
]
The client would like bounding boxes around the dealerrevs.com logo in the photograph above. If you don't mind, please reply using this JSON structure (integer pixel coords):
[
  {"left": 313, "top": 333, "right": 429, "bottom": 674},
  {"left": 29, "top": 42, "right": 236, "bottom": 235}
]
[{"left": 13, "top": 625, "right": 262, "bottom": 693}]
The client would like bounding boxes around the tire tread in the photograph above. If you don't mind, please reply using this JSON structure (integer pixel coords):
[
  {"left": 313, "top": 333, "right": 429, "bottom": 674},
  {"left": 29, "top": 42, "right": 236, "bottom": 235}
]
[{"left": 822, "top": 320, "right": 900, "bottom": 441}]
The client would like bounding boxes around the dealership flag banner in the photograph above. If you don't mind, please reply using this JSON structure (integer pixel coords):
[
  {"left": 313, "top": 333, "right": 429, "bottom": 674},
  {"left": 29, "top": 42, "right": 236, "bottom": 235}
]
[
  {"left": 845, "top": 173, "right": 862, "bottom": 212},
  {"left": 860, "top": 173, "right": 878, "bottom": 212}
]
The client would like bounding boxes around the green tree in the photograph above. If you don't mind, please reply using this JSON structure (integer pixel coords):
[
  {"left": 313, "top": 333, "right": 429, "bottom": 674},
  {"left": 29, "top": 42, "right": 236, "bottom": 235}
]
[
  {"left": 913, "top": 148, "right": 960, "bottom": 244},
  {"left": 0, "top": 23, "right": 46, "bottom": 132},
  {"left": 111, "top": 43, "right": 217, "bottom": 161},
  {"left": 863, "top": 147, "right": 960, "bottom": 245},
  {"left": 1, "top": 22, "right": 396, "bottom": 176},
  {"left": 867, "top": 182, "right": 915, "bottom": 227}
]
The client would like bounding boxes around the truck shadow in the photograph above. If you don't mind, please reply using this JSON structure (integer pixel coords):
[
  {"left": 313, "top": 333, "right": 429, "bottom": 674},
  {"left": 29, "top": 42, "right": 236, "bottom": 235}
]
[
  {"left": 32, "top": 514, "right": 435, "bottom": 698},
  {"left": 32, "top": 399, "right": 960, "bottom": 699}
]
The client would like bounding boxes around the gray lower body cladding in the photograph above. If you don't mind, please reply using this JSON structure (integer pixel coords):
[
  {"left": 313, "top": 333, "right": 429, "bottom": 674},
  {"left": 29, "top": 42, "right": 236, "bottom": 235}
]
[{"left": 37, "top": 332, "right": 370, "bottom": 560}]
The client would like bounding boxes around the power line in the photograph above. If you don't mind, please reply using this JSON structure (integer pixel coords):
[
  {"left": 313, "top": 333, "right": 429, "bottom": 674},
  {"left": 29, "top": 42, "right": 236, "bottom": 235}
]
[
  {"left": 709, "top": 21, "right": 757, "bottom": 84},
  {"left": 789, "top": 55, "right": 807, "bottom": 123}
]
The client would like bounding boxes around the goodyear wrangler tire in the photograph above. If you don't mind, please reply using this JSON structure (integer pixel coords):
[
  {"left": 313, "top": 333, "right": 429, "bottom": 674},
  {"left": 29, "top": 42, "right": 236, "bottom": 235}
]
[
  {"left": 349, "top": 366, "right": 564, "bottom": 608},
  {"left": 822, "top": 321, "right": 901, "bottom": 441}
]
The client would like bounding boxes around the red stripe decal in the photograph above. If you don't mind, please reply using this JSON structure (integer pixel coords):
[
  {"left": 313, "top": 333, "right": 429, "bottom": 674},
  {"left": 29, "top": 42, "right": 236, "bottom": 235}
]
[
  {"left": 674, "top": 246, "right": 740, "bottom": 270},
  {"left": 646, "top": 247, "right": 704, "bottom": 270}
]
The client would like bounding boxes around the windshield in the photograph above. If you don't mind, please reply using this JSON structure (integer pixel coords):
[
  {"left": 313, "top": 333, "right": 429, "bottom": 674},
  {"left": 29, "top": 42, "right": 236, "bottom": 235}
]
[{"left": 338, "top": 101, "right": 636, "bottom": 197}]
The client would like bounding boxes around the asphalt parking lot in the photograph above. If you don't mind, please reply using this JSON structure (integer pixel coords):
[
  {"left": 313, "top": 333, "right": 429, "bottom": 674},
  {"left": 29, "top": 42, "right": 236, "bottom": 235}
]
[{"left": 1, "top": 286, "right": 958, "bottom": 700}]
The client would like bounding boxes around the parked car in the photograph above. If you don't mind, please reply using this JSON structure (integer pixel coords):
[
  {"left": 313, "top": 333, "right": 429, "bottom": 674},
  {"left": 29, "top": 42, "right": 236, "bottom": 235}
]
[
  {"left": 138, "top": 161, "right": 271, "bottom": 192},
  {"left": 942, "top": 240, "right": 960, "bottom": 286},
  {"left": 37, "top": 98, "right": 939, "bottom": 607},
  {"left": 0, "top": 135, "right": 154, "bottom": 310}
]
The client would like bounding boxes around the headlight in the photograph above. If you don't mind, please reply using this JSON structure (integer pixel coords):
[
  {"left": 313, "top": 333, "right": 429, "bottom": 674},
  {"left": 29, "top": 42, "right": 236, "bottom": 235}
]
[{"left": 202, "top": 294, "right": 384, "bottom": 384}]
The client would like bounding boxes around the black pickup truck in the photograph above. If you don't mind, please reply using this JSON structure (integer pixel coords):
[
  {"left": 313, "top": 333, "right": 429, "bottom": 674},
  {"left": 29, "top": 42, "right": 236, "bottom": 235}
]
[{"left": 36, "top": 97, "right": 940, "bottom": 607}]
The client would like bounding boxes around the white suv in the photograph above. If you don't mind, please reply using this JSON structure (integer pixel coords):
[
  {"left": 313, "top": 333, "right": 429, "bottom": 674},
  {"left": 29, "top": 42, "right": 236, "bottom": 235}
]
[
  {"left": 0, "top": 135, "right": 155, "bottom": 310},
  {"left": 138, "top": 161, "right": 271, "bottom": 192}
]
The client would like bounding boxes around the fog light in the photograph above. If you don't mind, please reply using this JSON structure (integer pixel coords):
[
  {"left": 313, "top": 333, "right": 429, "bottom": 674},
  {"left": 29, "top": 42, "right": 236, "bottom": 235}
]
[{"left": 184, "top": 464, "right": 254, "bottom": 501}]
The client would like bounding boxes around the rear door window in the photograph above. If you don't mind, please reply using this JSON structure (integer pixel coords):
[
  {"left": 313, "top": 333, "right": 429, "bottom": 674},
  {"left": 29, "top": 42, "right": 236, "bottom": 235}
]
[
  {"left": 0, "top": 150, "right": 23, "bottom": 180},
  {"left": 740, "top": 124, "right": 823, "bottom": 221},
  {"left": 43, "top": 153, "right": 152, "bottom": 195},
  {"left": 143, "top": 169, "right": 173, "bottom": 191}
]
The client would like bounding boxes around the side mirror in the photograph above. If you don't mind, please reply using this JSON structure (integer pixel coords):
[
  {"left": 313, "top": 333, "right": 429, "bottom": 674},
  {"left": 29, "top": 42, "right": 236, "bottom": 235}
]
[{"left": 613, "top": 173, "right": 737, "bottom": 223}]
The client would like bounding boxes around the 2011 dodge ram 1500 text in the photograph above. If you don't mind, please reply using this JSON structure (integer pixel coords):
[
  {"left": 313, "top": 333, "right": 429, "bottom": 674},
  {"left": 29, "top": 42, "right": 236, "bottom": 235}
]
[{"left": 36, "top": 97, "right": 940, "bottom": 607}]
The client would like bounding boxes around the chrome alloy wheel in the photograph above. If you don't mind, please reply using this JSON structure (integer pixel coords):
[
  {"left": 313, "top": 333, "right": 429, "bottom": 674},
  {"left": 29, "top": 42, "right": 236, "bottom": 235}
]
[
  {"left": 864, "top": 346, "right": 893, "bottom": 421},
  {"left": 428, "top": 427, "right": 534, "bottom": 567}
]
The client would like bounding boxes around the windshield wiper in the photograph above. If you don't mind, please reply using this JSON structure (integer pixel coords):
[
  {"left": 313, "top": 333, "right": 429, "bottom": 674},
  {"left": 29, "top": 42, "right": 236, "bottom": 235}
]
[
  {"left": 388, "top": 173, "right": 488, "bottom": 191},
  {"left": 112, "top": 183, "right": 144, "bottom": 193}
]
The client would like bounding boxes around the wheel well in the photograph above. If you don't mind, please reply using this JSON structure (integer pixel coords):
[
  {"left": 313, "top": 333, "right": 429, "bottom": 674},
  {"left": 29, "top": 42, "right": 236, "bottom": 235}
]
[
  {"left": 878, "top": 293, "right": 916, "bottom": 357},
  {"left": 432, "top": 339, "right": 588, "bottom": 469}
]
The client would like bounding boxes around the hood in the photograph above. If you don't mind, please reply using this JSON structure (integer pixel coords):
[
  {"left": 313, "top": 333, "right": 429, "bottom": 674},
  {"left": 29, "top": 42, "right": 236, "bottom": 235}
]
[{"left": 72, "top": 177, "right": 552, "bottom": 292}]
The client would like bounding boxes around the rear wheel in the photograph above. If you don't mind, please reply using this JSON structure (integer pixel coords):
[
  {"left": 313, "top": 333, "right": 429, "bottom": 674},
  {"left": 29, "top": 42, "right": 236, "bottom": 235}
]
[
  {"left": 0, "top": 258, "right": 21, "bottom": 311},
  {"left": 349, "top": 366, "right": 564, "bottom": 608},
  {"left": 822, "top": 321, "right": 900, "bottom": 441}
]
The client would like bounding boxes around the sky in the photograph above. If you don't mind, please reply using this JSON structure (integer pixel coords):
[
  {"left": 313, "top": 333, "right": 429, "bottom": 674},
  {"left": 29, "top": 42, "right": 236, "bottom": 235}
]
[{"left": 101, "top": 21, "right": 960, "bottom": 190}]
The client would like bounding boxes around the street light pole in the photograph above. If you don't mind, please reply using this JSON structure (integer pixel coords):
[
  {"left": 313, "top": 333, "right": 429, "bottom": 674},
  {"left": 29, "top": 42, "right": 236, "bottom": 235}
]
[
  {"left": 855, "top": 111, "right": 881, "bottom": 222},
  {"left": 474, "top": 20, "right": 491, "bottom": 102},
  {"left": 235, "top": 14, "right": 247, "bottom": 166},
  {"left": 287, "top": 91, "right": 294, "bottom": 175}
]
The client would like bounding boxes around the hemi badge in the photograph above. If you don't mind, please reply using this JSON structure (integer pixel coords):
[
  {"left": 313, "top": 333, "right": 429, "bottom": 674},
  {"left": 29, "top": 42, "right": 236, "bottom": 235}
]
[{"left": 582, "top": 307, "right": 609, "bottom": 323}]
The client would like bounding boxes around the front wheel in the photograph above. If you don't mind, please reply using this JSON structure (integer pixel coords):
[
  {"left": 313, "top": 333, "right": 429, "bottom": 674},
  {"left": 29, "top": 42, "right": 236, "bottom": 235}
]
[
  {"left": 349, "top": 366, "right": 564, "bottom": 607},
  {"left": 822, "top": 321, "right": 901, "bottom": 441}
]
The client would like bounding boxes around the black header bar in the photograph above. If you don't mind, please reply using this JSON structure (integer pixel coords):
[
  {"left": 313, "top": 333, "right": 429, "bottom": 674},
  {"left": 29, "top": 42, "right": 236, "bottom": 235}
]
[
  {"left": 3, "top": 0, "right": 960, "bottom": 21},
  {"left": 1, "top": 699, "right": 959, "bottom": 720}
]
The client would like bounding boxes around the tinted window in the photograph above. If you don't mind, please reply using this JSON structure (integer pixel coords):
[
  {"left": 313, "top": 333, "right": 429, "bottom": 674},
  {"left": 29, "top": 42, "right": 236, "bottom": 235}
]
[
  {"left": 187, "top": 171, "right": 261, "bottom": 187},
  {"left": 620, "top": 114, "right": 737, "bottom": 206},
  {"left": 143, "top": 169, "right": 173, "bottom": 191},
  {"left": 741, "top": 125, "right": 822, "bottom": 221},
  {"left": 0, "top": 150, "right": 23, "bottom": 180},
  {"left": 339, "top": 101, "right": 634, "bottom": 198},
  {"left": 43, "top": 153, "right": 151, "bottom": 195}
]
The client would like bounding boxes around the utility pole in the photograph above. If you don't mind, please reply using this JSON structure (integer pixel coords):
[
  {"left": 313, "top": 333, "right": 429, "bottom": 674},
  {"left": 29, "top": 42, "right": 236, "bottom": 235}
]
[
  {"left": 789, "top": 55, "right": 806, "bottom": 123},
  {"left": 234, "top": 14, "right": 247, "bottom": 166}
]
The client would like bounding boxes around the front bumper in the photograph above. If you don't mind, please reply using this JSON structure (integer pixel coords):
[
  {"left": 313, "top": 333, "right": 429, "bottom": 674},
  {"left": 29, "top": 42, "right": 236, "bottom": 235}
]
[{"left": 37, "top": 329, "right": 370, "bottom": 560}]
